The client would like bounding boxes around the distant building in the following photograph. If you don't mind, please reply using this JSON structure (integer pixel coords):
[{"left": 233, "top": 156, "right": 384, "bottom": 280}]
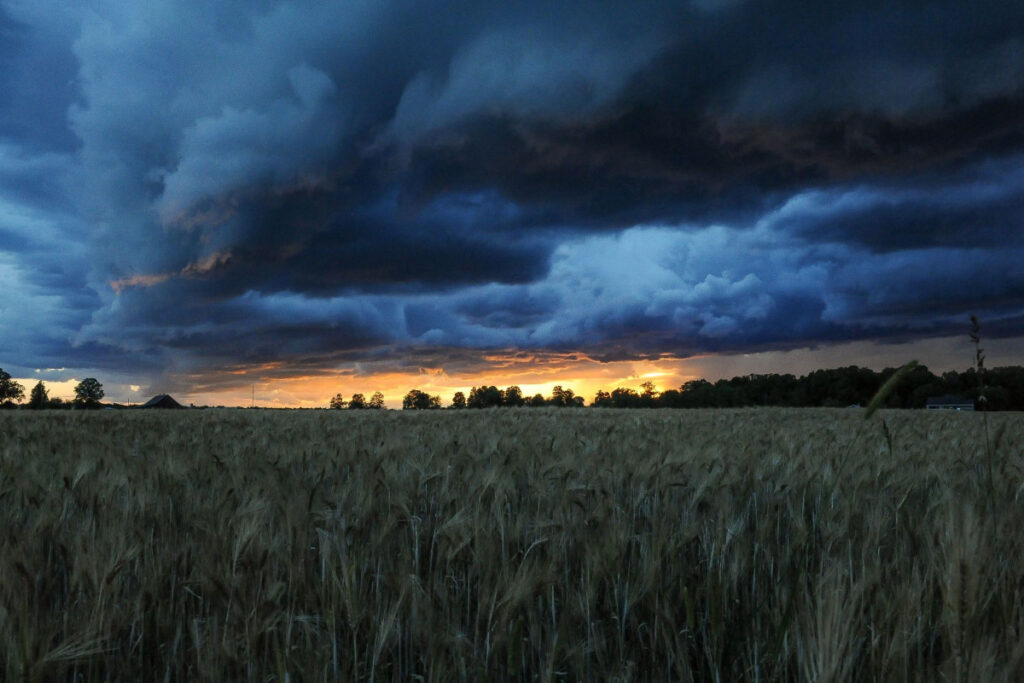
[
  {"left": 141, "top": 394, "right": 184, "bottom": 409},
  {"left": 925, "top": 395, "right": 975, "bottom": 411}
]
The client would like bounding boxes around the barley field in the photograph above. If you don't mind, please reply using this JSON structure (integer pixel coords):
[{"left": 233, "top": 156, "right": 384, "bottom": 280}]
[{"left": 1, "top": 408, "right": 1023, "bottom": 681}]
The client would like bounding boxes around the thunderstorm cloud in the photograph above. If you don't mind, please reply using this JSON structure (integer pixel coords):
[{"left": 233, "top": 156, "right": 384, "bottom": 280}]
[{"left": 1, "top": 1, "right": 1022, "bottom": 392}]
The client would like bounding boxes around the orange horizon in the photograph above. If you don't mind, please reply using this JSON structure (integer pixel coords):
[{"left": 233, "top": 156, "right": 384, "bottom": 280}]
[
  {"left": 179, "top": 354, "right": 698, "bottom": 409},
  {"left": 10, "top": 333, "right": 1015, "bottom": 409}
]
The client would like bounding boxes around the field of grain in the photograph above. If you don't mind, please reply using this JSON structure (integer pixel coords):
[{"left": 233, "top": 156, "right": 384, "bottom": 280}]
[{"left": 1, "top": 408, "right": 1023, "bottom": 681}]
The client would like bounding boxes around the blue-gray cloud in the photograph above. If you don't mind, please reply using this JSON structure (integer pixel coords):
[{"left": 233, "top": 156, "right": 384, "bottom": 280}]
[{"left": 1, "top": 0, "right": 1023, "bottom": 388}]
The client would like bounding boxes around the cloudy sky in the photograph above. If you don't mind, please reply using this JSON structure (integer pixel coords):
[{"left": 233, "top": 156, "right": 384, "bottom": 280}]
[{"left": 1, "top": 1, "right": 1022, "bottom": 406}]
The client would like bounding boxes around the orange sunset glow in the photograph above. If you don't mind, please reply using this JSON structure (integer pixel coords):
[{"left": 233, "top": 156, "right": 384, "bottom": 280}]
[
  {"left": 125, "top": 334, "right": 1015, "bottom": 409},
  {"left": 177, "top": 354, "right": 695, "bottom": 409}
]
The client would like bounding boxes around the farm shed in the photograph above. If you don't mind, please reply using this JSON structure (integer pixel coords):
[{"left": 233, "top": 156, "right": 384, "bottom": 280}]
[
  {"left": 141, "top": 394, "right": 184, "bottom": 409},
  {"left": 925, "top": 395, "right": 975, "bottom": 411}
]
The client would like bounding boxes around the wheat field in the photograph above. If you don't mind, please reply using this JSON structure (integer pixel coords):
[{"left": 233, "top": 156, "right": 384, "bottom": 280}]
[{"left": 1, "top": 408, "right": 1022, "bottom": 681}]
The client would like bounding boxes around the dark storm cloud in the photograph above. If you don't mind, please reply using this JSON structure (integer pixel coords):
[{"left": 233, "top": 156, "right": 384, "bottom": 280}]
[
  {"left": 397, "top": 2, "right": 1024, "bottom": 230},
  {"left": 178, "top": 187, "right": 552, "bottom": 298},
  {"left": 0, "top": 6, "right": 80, "bottom": 153},
  {"left": 2, "top": 0, "right": 1024, "bottom": 387},
  {"left": 762, "top": 154, "right": 1024, "bottom": 251}
]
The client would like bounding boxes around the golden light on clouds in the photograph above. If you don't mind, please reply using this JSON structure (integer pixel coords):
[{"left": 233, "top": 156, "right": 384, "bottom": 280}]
[
  {"left": 109, "top": 273, "right": 172, "bottom": 293},
  {"left": 177, "top": 353, "right": 702, "bottom": 409},
  {"left": 109, "top": 252, "right": 233, "bottom": 293},
  {"left": 173, "top": 332, "right": 1020, "bottom": 409}
]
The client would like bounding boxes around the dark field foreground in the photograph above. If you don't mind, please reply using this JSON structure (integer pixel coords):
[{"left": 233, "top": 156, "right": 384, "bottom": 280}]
[{"left": 2, "top": 409, "right": 1023, "bottom": 681}]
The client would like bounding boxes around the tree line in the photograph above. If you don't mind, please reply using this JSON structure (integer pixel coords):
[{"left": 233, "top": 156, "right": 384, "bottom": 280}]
[
  {"left": 0, "top": 371, "right": 105, "bottom": 409},
  {"left": 4, "top": 364, "right": 1020, "bottom": 412},
  {"left": 342, "top": 365, "right": 1024, "bottom": 411},
  {"left": 327, "top": 385, "right": 586, "bottom": 410},
  {"left": 595, "top": 366, "right": 1024, "bottom": 410},
  {"left": 329, "top": 391, "right": 386, "bottom": 410}
]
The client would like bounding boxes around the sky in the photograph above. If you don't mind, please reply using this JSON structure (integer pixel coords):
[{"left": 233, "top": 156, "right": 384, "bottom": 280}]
[{"left": 1, "top": 1, "right": 1022, "bottom": 407}]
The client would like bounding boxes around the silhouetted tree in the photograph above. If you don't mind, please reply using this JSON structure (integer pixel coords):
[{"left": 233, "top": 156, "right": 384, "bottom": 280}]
[
  {"left": 329, "top": 393, "right": 346, "bottom": 409},
  {"left": 529, "top": 393, "right": 546, "bottom": 407},
  {"left": 369, "top": 391, "right": 385, "bottom": 409},
  {"left": 348, "top": 393, "right": 367, "bottom": 409},
  {"left": 28, "top": 381, "right": 49, "bottom": 410},
  {"left": 502, "top": 385, "right": 525, "bottom": 407},
  {"left": 0, "top": 368, "right": 24, "bottom": 406},
  {"left": 911, "top": 381, "right": 946, "bottom": 409},
  {"left": 611, "top": 387, "right": 640, "bottom": 408},
  {"left": 658, "top": 389, "right": 683, "bottom": 408},
  {"left": 677, "top": 378, "right": 723, "bottom": 407},
  {"left": 987, "top": 367, "right": 1024, "bottom": 410},
  {"left": 73, "top": 378, "right": 104, "bottom": 409},
  {"left": 403, "top": 389, "right": 440, "bottom": 410},
  {"left": 576, "top": 365, "right": 1024, "bottom": 411},
  {"left": 549, "top": 386, "right": 583, "bottom": 407},
  {"left": 450, "top": 391, "right": 467, "bottom": 409},
  {"left": 880, "top": 364, "right": 938, "bottom": 409},
  {"left": 639, "top": 381, "right": 659, "bottom": 408},
  {"left": 468, "top": 385, "right": 503, "bottom": 408}
]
